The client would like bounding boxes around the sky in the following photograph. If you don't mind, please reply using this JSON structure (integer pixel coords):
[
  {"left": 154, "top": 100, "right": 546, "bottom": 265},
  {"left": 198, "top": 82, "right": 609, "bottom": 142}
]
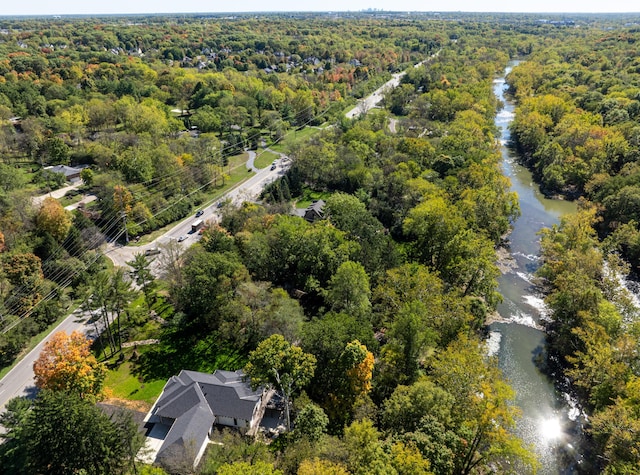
[{"left": 2, "top": 0, "right": 639, "bottom": 16}]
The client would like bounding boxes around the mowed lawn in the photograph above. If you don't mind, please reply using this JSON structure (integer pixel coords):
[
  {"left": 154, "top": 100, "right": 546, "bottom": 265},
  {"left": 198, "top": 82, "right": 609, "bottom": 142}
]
[
  {"left": 103, "top": 359, "right": 166, "bottom": 408},
  {"left": 103, "top": 328, "right": 247, "bottom": 409}
]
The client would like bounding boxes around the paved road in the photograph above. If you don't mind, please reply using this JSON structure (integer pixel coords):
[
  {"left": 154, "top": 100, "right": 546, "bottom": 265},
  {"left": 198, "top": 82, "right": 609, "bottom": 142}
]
[
  {"left": 344, "top": 51, "right": 441, "bottom": 120},
  {"left": 105, "top": 154, "right": 287, "bottom": 270},
  {"left": 345, "top": 73, "right": 403, "bottom": 119},
  {"left": 0, "top": 307, "right": 102, "bottom": 412},
  {"left": 0, "top": 155, "right": 286, "bottom": 415}
]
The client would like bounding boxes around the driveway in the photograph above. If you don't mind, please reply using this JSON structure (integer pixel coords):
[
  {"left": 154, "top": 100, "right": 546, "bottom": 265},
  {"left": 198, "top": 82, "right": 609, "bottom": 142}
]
[{"left": 31, "top": 182, "right": 83, "bottom": 207}]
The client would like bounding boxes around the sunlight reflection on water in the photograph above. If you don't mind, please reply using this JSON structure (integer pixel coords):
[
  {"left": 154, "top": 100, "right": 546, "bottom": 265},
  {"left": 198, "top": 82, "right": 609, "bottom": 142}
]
[{"left": 539, "top": 416, "right": 563, "bottom": 443}]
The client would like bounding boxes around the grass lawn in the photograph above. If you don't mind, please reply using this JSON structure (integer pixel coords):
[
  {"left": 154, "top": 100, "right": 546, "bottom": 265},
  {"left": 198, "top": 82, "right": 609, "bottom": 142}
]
[
  {"left": 103, "top": 358, "right": 166, "bottom": 408},
  {"left": 58, "top": 192, "right": 84, "bottom": 207},
  {"left": 102, "top": 330, "right": 246, "bottom": 408},
  {"left": 101, "top": 295, "right": 247, "bottom": 408},
  {"left": 269, "top": 126, "right": 320, "bottom": 154},
  {"left": 296, "top": 189, "right": 333, "bottom": 209},
  {"left": 253, "top": 149, "right": 279, "bottom": 169}
]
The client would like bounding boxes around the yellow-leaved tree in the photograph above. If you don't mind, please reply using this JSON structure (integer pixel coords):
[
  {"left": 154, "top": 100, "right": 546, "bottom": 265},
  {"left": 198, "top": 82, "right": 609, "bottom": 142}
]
[
  {"left": 35, "top": 196, "right": 71, "bottom": 242},
  {"left": 33, "top": 330, "right": 106, "bottom": 400}
]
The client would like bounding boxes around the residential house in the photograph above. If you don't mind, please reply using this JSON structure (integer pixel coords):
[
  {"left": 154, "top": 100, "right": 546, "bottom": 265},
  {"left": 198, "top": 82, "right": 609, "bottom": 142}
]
[
  {"left": 43, "top": 165, "right": 83, "bottom": 183},
  {"left": 144, "top": 369, "right": 275, "bottom": 471},
  {"left": 303, "top": 199, "right": 325, "bottom": 223}
]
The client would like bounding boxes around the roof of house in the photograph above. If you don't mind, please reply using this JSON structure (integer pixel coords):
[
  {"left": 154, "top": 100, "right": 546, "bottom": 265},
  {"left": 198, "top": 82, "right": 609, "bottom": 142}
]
[
  {"left": 156, "top": 403, "right": 214, "bottom": 465},
  {"left": 308, "top": 199, "right": 325, "bottom": 213},
  {"left": 44, "top": 165, "right": 83, "bottom": 177},
  {"left": 304, "top": 199, "right": 325, "bottom": 221},
  {"left": 155, "top": 370, "right": 262, "bottom": 423}
]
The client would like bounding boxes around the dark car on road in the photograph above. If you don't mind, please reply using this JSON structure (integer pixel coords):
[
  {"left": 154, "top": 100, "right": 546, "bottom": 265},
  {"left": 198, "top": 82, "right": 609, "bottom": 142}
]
[{"left": 195, "top": 209, "right": 204, "bottom": 217}]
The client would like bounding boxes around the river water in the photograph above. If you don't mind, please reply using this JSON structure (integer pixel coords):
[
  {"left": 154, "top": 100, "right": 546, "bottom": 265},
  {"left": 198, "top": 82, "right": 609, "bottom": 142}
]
[{"left": 490, "top": 64, "right": 591, "bottom": 473}]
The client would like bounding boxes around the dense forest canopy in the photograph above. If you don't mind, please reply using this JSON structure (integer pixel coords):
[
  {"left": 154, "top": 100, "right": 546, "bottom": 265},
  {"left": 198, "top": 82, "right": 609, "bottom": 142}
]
[{"left": 0, "top": 11, "right": 639, "bottom": 475}]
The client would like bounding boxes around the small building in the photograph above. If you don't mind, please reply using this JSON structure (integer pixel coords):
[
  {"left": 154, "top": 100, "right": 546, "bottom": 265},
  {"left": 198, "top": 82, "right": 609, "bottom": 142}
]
[
  {"left": 303, "top": 199, "right": 325, "bottom": 223},
  {"left": 144, "top": 369, "right": 276, "bottom": 471},
  {"left": 43, "top": 165, "right": 83, "bottom": 183}
]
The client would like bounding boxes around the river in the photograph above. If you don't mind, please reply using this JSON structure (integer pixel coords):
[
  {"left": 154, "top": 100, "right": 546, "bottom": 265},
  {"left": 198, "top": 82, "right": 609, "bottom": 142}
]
[{"left": 490, "top": 63, "right": 592, "bottom": 473}]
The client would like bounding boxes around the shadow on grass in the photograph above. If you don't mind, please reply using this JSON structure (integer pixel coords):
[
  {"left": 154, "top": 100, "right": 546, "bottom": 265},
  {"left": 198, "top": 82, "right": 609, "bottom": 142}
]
[{"left": 131, "top": 325, "right": 247, "bottom": 382}]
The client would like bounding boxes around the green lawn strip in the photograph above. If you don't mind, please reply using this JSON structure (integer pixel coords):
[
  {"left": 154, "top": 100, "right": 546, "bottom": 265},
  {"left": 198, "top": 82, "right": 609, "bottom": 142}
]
[
  {"left": 253, "top": 149, "right": 279, "bottom": 169},
  {"left": 103, "top": 358, "right": 166, "bottom": 406},
  {"left": 58, "top": 192, "right": 84, "bottom": 207}
]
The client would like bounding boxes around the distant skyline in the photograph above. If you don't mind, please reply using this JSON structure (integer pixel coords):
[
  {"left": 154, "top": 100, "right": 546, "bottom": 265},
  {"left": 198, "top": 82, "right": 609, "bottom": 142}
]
[{"left": 1, "top": 0, "right": 639, "bottom": 16}]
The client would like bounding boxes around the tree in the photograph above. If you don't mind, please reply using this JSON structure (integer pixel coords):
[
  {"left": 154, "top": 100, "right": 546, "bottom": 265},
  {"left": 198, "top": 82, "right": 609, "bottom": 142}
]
[
  {"left": 381, "top": 378, "right": 455, "bottom": 436},
  {"left": 402, "top": 197, "right": 466, "bottom": 274},
  {"left": 324, "top": 192, "right": 396, "bottom": 277},
  {"left": 590, "top": 388, "right": 640, "bottom": 473},
  {"left": 389, "top": 441, "right": 433, "bottom": 475},
  {"left": 343, "top": 418, "right": 396, "bottom": 475},
  {"left": 33, "top": 330, "right": 106, "bottom": 400},
  {"left": 35, "top": 197, "right": 72, "bottom": 242},
  {"left": 325, "top": 261, "right": 371, "bottom": 320},
  {"left": 44, "top": 137, "right": 70, "bottom": 165},
  {"left": 2, "top": 251, "right": 46, "bottom": 316},
  {"left": 0, "top": 396, "right": 32, "bottom": 472},
  {"left": 221, "top": 282, "right": 305, "bottom": 349},
  {"left": 1, "top": 390, "right": 142, "bottom": 475},
  {"left": 177, "top": 248, "right": 250, "bottom": 329},
  {"left": 217, "top": 461, "right": 283, "bottom": 475},
  {"left": 321, "top": 339, "right": 376, "bottom": 428},
  {"left": 295, "top": 403, "right": 329, "bottom": 443},
  {"left": 109, "top": 267, "right": 136, "bottom": 351},
  {"left": 297, "top": 458, "right": 350, "bottom": 475},
  {"left": 429, "top": 334, "right": 538, "bottom": 474},
  {"left": 80, "top": 168, "right": 94, "bottom": 186},
  {"left": 128, "top": 252, "right": 156, "bottom": 311},
  {"left": 245, "top": 334, "right": 316, "bottom": 430},
  {"left": 85, "top": 270, "right": 118, "bottom": 356},
  {"left": 157, "top": 238, "right": 186, "bottom": 294}
]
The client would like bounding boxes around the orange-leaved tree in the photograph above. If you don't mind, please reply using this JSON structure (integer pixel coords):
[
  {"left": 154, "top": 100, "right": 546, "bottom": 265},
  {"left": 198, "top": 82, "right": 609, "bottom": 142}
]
[{"left": 33, "top": 330, "right": 106, "bottom": 399}]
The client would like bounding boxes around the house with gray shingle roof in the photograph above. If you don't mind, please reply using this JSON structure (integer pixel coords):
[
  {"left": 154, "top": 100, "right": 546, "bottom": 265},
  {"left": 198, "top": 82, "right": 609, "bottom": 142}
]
[
  {"left": 144, "top": 369, "right": 275, "bottom": 471},
  {"left": 303, "top": 199, "right": 325, "bottom": 222},
  {"left": 43, "top": 165, "right": 83, "bottom": 183}
]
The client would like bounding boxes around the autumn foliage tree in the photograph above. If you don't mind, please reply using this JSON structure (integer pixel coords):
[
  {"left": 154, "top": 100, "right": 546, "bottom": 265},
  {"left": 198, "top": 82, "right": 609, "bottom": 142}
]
[
  {"left": 245, "top": 334, "right": 316, "bottom": 431},
  {"left": 35, "top": 197, "right": 72, "bottom": 242},
  {"left": 326, "top": 340, "right": 375, "bottom": 427},
  {"left": 33, "top": 330, "right": 106, "bottom": 399}
]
